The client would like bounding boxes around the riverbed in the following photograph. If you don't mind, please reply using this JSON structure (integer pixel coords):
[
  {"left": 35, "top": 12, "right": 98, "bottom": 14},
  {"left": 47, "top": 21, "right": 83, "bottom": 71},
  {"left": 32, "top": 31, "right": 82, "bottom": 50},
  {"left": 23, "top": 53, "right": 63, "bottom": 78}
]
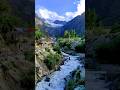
[{"left": 36, "top": 52, "right": 85, "bottom": 90}]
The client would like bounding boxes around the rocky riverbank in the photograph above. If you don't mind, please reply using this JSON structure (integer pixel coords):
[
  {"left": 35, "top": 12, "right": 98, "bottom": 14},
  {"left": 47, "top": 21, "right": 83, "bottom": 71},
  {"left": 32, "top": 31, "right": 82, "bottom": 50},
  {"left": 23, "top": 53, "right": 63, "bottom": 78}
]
[{"left": 36, "top": 52, "right": 85, "bottom": 90}]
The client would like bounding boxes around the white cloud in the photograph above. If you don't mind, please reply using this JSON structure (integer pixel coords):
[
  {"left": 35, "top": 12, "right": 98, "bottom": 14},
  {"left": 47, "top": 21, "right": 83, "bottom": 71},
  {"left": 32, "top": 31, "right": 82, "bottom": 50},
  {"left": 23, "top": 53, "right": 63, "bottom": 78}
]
[
  {"left": 36, "top": 0, "right": 85, "bottom": 21},
  {"left": 65, "top": 0, "right": 85, "bottom": 19},
  {"left": 76, "top": 0, "right": 85, "bottom": 16},
  {"left": 36, "top": 8, "right": 65, "bottom": 21}
]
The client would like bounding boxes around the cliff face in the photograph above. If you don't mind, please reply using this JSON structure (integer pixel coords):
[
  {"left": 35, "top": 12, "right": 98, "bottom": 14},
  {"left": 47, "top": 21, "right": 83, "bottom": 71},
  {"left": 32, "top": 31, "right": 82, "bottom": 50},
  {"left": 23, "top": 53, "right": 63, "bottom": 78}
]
[
  {"left": 63, "top": 13, "right": 85, "bottom": 35},
  {"left": 35, "top": 38, "right": 59, "bottom": 83}
]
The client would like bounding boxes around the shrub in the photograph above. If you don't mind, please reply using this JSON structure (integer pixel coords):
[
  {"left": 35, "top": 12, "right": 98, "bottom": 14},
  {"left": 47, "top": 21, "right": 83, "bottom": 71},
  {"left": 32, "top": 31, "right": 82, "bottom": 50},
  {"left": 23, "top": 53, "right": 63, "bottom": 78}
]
[
  {"left": 45, "top": 48, "right": 50, "bottom": 52},
  {"left": 53, "top": 44, "right": 61, "bottom": 54},
  {"left": 44, "top": 53, "right": 61, "bottom": 70},
  {"left": 35, "top": 30, "right": 42, "bottom": 40},
  {"left": 65, "top": 80, "right": 75, "bottom": 90}
]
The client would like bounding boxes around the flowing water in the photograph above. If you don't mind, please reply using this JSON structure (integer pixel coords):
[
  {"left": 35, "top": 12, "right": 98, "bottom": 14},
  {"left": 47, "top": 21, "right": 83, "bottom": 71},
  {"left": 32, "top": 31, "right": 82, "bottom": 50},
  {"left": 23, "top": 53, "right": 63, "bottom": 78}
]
[{"left": 36, "top": 52, "right": 85, "bottom": 90}]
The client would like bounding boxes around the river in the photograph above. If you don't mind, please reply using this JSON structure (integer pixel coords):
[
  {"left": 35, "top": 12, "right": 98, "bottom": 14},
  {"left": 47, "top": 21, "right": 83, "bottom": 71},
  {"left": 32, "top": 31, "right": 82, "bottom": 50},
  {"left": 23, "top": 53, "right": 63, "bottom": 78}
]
[{"left": 36, "top": 52, "right": 85, "bottom": 90}]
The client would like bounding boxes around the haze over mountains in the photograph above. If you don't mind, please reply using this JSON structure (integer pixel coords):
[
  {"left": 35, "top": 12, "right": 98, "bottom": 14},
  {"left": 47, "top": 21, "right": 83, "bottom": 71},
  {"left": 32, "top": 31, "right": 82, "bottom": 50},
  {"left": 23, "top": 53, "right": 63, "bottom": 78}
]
[{"left": 36, "top": 12, "right": 85, "bottom": 37}]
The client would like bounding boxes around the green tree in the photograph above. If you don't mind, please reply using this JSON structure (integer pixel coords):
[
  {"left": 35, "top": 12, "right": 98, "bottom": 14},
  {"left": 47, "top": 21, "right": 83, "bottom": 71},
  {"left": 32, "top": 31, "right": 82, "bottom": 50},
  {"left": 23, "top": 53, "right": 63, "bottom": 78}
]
[
  {"left": 70, "top": 30, "right": 77, "bottom": 38},
  {"left": 64, "top": 30, "right": 69, "bottom": 38}
]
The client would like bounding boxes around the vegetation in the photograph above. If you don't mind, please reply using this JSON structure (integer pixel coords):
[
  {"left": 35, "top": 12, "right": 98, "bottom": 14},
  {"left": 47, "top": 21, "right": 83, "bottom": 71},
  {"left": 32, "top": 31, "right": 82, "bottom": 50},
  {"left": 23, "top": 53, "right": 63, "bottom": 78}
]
[
  {"left": 65, "top": 69, "right": 85, "bottom": 90},
  {"left": 44, "top": 53, "right": 61, "bottom": 70},
  {"left": 66, "top": 80, "right": 75, "bottom": 90},
  {"left": 58, "top": 30, "right": 85, "bottom": 53},
  {"left": 64, "top": 30, "right": 78, "bottom": 38},
  {"left": 35, "top": 26, "right": 44, "bottom": 40},
  {"left": 53, "top": 44, "right": 61, "bottom": 54}
]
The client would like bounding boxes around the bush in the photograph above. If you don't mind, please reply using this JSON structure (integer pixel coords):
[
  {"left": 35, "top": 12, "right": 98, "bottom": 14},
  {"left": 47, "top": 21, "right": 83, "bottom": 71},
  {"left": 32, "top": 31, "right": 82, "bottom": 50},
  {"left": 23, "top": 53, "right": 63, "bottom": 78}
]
[
  {"left": 64, "top": 30, "right": 78, "bottom": 38},
  {"left": 44, "top": 53, "right": 61, "bottom": 70},
  {"left": 35, "top": 30, "right": 43, "bottom": 40},
  {"left": 66, "top": 69, "right": 85, "bottom": 90},
  {"left": 53, "top": 44, "right": 61, "bottom": 54},
  {"left": 65, "top": 80, "right": 75, "bottom": 90},
  {"left": 45, "top": 48, "right": 50, "bottom": 52}
]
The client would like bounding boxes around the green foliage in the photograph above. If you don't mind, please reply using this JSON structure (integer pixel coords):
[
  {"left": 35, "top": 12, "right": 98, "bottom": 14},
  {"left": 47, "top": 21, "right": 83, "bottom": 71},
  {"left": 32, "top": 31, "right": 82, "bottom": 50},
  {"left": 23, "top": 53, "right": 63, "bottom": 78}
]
[
  {"left": 64, "top": 30, "right": 78, "bottom": 38},
  {"left": 58, "top": 33, "right": 85, "bottom": 52},
  {"left": 44, "top": 53, "right": 61, "bottom": 70},
  {"left": 66, "top": 69, "right": 85, "bottom": 90},
  {"left": 58, "top": 38, "right": 71, "bottom": 49},
  {"left": 66, "top": 80, "right": 75, "bottom": 90},
  {"left": 64, "top": 31, "right": 69, "bottom": 38},
  {"left": 35, "top": 30, "right": 43, "bottom": 40},
  {"left": 53, "top": 44, "right": 61, "bottom": 54},
  {"left": 45, "top": 48, "right": 50, "bottom": 52}
]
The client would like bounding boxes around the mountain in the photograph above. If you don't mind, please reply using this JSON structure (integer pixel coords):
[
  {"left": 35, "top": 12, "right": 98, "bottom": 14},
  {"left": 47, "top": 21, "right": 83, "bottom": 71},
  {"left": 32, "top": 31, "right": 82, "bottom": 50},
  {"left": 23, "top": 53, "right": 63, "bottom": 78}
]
[
  {"left": 53, "top": 20, "right": 67, "bottom": 25},
  {"left": 62, "top": 13, "right": 85, "bottom": 35},
  {"left": 36, "top": 13, "right": 85, "bottom": 37}
]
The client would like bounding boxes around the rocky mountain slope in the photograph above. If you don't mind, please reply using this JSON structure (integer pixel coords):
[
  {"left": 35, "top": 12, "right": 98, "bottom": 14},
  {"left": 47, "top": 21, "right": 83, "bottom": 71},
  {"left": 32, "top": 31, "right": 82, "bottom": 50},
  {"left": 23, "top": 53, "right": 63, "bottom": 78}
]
[
  {"left": 63, "top": 13, "right": 85, "bottom": 35},
  {"left": 37, "top": 13, "right": 85, "bottom": 37}
]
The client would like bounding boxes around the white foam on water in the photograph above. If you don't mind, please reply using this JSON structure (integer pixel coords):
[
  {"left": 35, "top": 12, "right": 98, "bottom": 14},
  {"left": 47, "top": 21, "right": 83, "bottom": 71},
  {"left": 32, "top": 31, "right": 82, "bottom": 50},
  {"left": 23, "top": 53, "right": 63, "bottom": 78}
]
[{"left": 36, "top": 52, "right": 84, "bottom": 90}]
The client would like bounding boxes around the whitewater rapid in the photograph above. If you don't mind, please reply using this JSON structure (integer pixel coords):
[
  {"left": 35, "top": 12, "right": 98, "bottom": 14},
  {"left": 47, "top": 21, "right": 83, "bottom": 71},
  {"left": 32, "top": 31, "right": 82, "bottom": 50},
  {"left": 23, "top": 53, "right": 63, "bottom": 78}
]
[{"left": 36, "top": 52, "right": 85, "bottom": 90}]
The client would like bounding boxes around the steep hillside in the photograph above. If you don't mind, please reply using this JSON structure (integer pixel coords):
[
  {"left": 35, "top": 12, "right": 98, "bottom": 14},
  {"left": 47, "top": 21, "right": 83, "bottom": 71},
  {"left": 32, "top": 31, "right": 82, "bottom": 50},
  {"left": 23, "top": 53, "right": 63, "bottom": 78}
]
[
  {"left": 39, "top": 13, "right": 85, "bottom": 37},
  {"left": 63, "top": 13, "right": 85, "bottom": 35}
]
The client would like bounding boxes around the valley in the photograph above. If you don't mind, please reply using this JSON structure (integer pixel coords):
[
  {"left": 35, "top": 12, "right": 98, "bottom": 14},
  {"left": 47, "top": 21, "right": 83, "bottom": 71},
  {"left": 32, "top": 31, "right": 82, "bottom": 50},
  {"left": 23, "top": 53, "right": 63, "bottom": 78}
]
[{"left": 35, "top": 12, "right": 85, "bottom": 90}]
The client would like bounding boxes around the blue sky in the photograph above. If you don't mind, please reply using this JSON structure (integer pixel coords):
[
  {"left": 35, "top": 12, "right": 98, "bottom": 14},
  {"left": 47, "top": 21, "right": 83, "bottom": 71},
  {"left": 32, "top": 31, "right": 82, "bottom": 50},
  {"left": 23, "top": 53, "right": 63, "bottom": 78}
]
[{"left": 35, "top": 0, "right": 85, "bottom": 21}]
